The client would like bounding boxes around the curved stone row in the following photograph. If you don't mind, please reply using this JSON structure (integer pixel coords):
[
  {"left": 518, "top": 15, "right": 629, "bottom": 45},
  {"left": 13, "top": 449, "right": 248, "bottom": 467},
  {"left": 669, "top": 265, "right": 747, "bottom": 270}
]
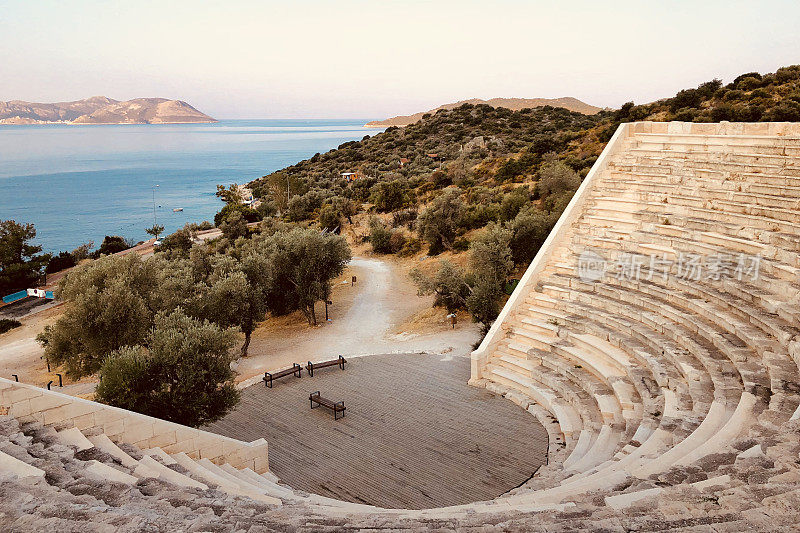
[{"left": 471, "top": 122, "right": 800, "bottom": 520}]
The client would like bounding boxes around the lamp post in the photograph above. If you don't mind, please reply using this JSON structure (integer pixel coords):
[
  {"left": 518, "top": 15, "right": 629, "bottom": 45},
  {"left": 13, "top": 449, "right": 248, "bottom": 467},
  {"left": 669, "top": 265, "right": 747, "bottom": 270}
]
[{"left": 152, "top": 184, "right": 160, "bottom": 227}]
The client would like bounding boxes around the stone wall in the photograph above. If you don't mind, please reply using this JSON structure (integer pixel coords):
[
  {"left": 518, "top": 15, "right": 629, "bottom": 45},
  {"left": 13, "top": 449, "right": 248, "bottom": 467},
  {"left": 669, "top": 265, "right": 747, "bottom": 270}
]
[{"left": 0, "top": 377, "right": 268, "bottom": 473}]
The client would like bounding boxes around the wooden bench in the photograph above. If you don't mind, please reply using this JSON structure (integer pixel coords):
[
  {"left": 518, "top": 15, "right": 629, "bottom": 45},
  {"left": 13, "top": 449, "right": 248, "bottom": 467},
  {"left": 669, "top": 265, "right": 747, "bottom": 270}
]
[
  {"left": 306, "top": 355, "right": 346, "bottom": 377},
  {"left": 263, "top": 363, "right": 302, "bottom": 388},
  {"left": 309, "top": 391, "right": 346, "bottom": 420}
]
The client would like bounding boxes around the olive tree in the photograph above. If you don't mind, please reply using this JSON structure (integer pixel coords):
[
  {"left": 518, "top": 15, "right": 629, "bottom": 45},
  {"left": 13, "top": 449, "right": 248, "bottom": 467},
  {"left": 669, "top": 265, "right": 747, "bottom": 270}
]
[
  {"left": 466, "top": 224, "right": 514, "bottom": 332},
  {"left": 199, "top": 252, "right": 271, "bottom": 356},
  {"left": 95, "top": 309, "right": 240, "bottom": 427},
  {"left": 537, "top": 157, "right": 581, "bottom": 197},
  {"left": 411, "top": 224, "right": 513, "bottom": 333},
  {"left": 255, "top": 227, "right": 351, "bottom": 325},
  {"left": 37, "top": 254, "right": 196, "bottom": 378},
  {"left": 410, "top": 260, "right": 470, "bottom": 313},
  {"left": 416, "top": 188, "right": 465, "bottom": 254},
  {"left": 0, "top": 220, "right": 49, "bottom": 294}
]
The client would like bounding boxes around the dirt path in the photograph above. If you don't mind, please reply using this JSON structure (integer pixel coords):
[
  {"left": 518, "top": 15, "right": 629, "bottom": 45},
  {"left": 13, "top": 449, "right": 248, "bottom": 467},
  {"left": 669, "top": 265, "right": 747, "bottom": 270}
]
[
  {"left": 236, "top": 256, "right": 481, "bottom": 386},
  {"left": 0, "top": 306, "right": 59, "bottom": 387}
]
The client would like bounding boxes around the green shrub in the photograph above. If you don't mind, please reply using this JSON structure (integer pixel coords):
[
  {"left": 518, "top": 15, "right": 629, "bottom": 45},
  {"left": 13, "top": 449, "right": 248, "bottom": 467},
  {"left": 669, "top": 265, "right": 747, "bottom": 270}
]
[
  {"left": 453, "top": 238, "right": 470, "bottom": 252},
  {"left": 510, "top": 207, "right": 555, "bottom": 264},
  {"left": 369, "top": 218, "right": 395, "bottom": 254},
  {"left": 318, "top": 204, "right": 342, "bottom": 232},
  {"left": 764, "top": 101, "right": 800, "bottom": 121},
  {"left": 538, "top": 158, "right": 580, "bottom": 198},
  {"left": 398, "top": 237, "right": 422, "bottom": 257},
  {"left": 500, "top": 186, "right": 530, "bottom": 222},
  {"left": 160, "top": 224, "right": 199, "bottom": 256},
  {"left": 95, "top": 236, "right": 131, "bottom": 256},
  {"left": 370, "top": 179, "right": 410, "bottom": 212},
  {"left": 0, "top": 319, "right": 21, "bottom": 334},
  {"left": 417, "top": 189, "right": 466, "bottom": 253},
  {"left": 391, "top": 208, "right": 417, "bottom": 229},
  {"left": 461, "top": 204, "right": 500, "bottom": 230},
  {"left": 47, "top": 251, "right": 77, "bottom": 274},
  {"left": 95, "top": 310, "right": 240, "bottom": 427},
  {"left": 214, "top": 203, "right": 261, "bottom": 226},
  {"left": 409, "top": 260, "right": 469, "bottom": 313}
]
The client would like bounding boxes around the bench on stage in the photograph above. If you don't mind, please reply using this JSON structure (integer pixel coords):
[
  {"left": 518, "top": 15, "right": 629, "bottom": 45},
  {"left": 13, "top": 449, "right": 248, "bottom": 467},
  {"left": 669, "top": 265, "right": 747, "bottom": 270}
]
[
  {"left": 306, "top": 355, "right": 346, "bottom": 377},
  {"left": 309, "top": 391, "right": 346, "bottom": 420},
  {"left": 263, "top": 363, "right": 302, "bottom": 388}
]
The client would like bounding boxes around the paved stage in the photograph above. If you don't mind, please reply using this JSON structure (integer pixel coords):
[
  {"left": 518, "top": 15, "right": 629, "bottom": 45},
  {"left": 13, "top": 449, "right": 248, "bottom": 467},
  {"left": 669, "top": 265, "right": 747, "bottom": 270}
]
[{"left": 205, "top": 352, "right": 548, "bottom": 509}]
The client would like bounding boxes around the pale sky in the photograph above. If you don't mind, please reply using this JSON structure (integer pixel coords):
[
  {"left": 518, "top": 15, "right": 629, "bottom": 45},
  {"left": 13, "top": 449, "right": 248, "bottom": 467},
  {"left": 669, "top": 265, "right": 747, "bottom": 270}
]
[{"left": 2, "top": 0, "right": 799, "bottom": 119}]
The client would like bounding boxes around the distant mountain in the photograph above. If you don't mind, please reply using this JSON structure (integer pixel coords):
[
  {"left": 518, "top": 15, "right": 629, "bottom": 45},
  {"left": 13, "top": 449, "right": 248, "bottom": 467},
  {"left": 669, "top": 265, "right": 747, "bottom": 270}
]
[
  {"left": 366, "top": 97, "right": 602, "bottom": 127},
  {"left": 0, "top": 96, "right": 216, "bottom": 125}
]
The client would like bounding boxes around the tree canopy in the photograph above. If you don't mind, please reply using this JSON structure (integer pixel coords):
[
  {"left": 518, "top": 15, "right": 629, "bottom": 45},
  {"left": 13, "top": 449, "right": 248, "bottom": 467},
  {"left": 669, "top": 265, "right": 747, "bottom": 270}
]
[
  {"left": 0, "top": 220, "right": 48, "bottom": 295},
  {"left": 94, "top": 309, "right": 239, "bottom": 427}
]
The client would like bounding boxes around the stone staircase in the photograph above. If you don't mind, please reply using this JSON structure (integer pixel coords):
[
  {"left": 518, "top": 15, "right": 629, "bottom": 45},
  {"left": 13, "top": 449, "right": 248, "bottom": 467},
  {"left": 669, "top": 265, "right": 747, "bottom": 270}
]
[
  {"left": 0, "top": 412, "right": 387, "bottom": 514},
  {"left": 468, "top": 121, "right": 800, "bottom": 524}
]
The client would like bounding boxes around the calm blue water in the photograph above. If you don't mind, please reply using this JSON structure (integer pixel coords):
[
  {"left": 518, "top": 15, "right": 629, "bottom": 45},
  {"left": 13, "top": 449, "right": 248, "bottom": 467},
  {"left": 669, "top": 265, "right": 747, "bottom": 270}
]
[{"left": 0, "top": 120, "right": 379, "bottom": 253}]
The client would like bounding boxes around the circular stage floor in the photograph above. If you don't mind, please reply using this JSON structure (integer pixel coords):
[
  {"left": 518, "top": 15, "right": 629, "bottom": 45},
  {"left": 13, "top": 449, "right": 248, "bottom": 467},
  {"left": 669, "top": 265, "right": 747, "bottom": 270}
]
[{"left": 205, "top": 352, "right": 548, "bottom": 509}]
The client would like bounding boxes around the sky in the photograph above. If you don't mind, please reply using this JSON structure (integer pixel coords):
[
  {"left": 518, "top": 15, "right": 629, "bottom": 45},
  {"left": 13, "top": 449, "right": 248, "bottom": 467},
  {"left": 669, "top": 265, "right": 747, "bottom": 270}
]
[{"left": 1, "top": 0, "right": 799, "bottom": 119}]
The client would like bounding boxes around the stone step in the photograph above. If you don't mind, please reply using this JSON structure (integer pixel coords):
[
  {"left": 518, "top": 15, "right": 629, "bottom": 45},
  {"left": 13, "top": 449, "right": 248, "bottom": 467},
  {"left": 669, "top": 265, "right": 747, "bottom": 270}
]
[
  {"left": 493, "top": 353, "right": 608, "bottom": 428},
  {"left": 197, "top": 457, "right": 268, "bottom": 494},
  {"left": 604, "top": 486, "right": 663, "bottom": 510},
  {"left": 56, "top": 427, "right": 94, "bottom": 451},
  {"left": 170, "top": 452, "right": 281, "bottom": 506},
  {"left": 485, "top": 365, "right": 583, "bottom": 437},
  {"left": 633, "top": 131, "right": 800, "bottom": 147},
  {"left": 629, "top": 399, "right": 738, "bottom": 477},
  {"left": 0, "top": 449, "right": 45, "bottom": 479},
  {"left": 564, "top": 424, "right": 620, "bottom": 473},
  {"left": 143, "top": 447, "right": 177, "bottom": 466},
  {"left": 565, "top": 231, "right": 800, "bottom": 347},
  {"left": 222, "top": 465, "right": 294, "bottom": 499},
  {"left": 137, "top": 455, "right": 208, "bottom": 490},
  {"left": 171, "top": 452, "right": 236, "bottom": 489},
  {"left": 561, "top": 429, "right": 595, "bottom": 470},
  {"left": 594, "top": 193, "right": 800, "bottom": 232},
  {"left": 86, "top": 433, "right": 139, "bottom": 469},
  {"left": 600, "top": 178, "right": 800, "bottom": 210},
  {"left": 83, "top": 460, "right": 138, "bottom": 485},
  {"left": 620, "top": 144, "right": 797, "bottom": 165},
  {"left": 617, "top": 152, "right": 800, "bottom": 179},
  {"left": 631, "top": 138, "right": 800, "bottom": 157}
]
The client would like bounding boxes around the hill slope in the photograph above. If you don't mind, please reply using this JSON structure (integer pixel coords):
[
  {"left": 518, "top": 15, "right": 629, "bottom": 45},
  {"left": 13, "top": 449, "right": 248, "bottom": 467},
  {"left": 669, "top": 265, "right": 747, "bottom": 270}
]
[
  {"left": 240, "top": 65, "right": 800, "bottom": 251},
  {"left": 0, "top": 96, "right": 216, "bottom": 125},
  {"left": 366, "top": 97, "right": 602, "bottom": 127}
]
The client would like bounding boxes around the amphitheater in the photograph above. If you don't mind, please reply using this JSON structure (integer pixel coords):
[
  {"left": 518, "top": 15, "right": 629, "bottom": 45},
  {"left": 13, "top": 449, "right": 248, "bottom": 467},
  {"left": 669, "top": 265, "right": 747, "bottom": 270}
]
[{"left": 2, "top": 121, "right": 800, "bottom": 531}]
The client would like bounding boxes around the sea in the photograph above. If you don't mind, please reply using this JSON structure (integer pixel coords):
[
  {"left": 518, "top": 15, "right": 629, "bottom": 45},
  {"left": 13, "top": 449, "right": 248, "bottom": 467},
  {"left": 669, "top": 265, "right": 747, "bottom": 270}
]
[{"left": 0, "top": 119, "right": 380, "bottom": 253}]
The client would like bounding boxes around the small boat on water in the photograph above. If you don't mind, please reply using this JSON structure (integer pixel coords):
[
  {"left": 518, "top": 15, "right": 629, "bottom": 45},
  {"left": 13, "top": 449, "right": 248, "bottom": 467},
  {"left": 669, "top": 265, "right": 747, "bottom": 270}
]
[{"left": 173, "top": 207, "right": 184, "bottom": 212}]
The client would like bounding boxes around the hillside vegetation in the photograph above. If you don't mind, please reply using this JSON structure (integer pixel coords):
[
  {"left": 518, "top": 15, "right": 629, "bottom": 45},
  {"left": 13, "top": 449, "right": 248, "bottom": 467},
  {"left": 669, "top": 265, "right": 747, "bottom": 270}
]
[{"left": 245, "top": 65, "right": 800, "bottom": 239}]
